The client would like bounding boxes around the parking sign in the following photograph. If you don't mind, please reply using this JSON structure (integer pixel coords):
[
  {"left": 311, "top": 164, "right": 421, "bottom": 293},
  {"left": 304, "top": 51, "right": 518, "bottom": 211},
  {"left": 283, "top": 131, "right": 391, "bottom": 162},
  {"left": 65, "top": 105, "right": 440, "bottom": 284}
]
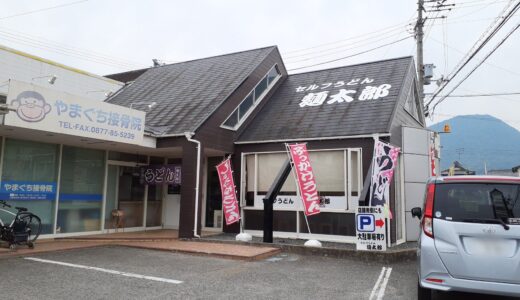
[{"left": 356, "top": 206, "right": 387, "bottom": 251}]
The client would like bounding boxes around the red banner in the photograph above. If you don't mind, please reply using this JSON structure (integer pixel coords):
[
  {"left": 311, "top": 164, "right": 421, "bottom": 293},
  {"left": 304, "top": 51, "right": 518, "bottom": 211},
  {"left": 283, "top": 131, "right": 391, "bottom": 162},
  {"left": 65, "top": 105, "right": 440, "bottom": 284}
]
[
  {"left": 289, "top": 143, "right": 320, "bottom": 216},
  {"left": 216, "top": 159, "right": 241, "bottom": 225}
]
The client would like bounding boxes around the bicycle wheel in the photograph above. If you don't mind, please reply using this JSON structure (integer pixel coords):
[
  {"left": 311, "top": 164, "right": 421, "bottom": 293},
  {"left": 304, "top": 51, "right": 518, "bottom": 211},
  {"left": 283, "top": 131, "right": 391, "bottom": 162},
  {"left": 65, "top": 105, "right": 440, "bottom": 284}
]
[{"left": 18, "top": 213, "right": 42, "bottom": 242}]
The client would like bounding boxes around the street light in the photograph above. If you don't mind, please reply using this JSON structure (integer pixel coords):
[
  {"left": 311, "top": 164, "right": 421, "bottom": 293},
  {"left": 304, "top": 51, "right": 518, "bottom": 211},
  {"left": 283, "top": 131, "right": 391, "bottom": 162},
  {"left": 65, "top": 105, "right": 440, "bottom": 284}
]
[{"left": 32, "top": 75, "right": 57, "bottom": 85}]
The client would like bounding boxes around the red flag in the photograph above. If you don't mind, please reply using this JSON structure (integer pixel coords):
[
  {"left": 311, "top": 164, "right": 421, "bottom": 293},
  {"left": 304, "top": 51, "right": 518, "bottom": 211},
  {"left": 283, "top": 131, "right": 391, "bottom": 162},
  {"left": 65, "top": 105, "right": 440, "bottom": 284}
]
[
  {"left": 289, "top": 143, "right": 320, "bottom": 216},
  {"left": 216, "top": 159, "right": 241, "bottom": 225}
]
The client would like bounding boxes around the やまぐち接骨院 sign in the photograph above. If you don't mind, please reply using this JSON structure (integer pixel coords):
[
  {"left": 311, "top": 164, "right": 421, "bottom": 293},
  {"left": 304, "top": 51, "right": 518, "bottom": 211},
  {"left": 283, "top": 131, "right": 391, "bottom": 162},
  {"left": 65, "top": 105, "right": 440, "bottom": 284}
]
[{"left": 4, "top": 80, "right": 145, "bottom": 145}]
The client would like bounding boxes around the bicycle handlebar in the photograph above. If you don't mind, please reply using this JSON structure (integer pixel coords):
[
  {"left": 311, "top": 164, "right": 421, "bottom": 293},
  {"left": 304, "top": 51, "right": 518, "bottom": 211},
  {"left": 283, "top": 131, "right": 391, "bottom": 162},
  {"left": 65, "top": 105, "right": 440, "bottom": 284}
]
[{"left": 0, "top": 200, "right": 11, "bottom": 208}]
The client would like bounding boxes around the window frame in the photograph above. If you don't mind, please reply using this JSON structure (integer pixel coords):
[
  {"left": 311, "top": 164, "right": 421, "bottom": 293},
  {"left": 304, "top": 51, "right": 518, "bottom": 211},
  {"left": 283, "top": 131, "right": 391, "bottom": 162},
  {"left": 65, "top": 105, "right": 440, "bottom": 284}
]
[
  {"left": 241, "top": 147, "right": 363, "bottom": 213},
  {"left": 221, "top": 65, "right": 281, "bottom": 131}
]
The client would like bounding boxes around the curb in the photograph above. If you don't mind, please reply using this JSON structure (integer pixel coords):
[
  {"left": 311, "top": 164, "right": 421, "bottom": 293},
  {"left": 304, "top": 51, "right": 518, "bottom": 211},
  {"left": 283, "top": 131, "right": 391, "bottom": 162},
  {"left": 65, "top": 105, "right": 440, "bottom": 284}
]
[
  {"left": 115, "top": 243, "right": 282, "bottom": 261},
  {"left": 186, "top": 238, "right": 417, "bottom": 263}
]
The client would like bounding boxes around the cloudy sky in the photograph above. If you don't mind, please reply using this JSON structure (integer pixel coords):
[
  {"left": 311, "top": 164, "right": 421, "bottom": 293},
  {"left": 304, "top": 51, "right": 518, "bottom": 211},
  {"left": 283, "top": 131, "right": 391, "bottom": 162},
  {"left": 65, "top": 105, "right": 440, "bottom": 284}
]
[{"left": 1, "top": 0, "right": 519, "bottom": 129}]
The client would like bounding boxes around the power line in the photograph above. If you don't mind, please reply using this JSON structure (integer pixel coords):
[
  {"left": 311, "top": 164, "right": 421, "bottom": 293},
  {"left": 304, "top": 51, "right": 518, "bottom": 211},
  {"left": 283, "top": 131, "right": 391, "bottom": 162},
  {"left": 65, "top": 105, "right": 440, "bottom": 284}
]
[
  {"left": 282, "top": 19, "right": 415, "bottom": 55},
  {"left": 426, "top": 1, "right": 520, "bottom": 108},
  {"left": 0, "top": 0, "right": 88, "bottom": 20},
  {"left": 431, "top": 19, "right": 520, "bottom": 112},
  {"left": 0, "top": 26, "right": 142, "bottom": 69},
  {"left": 284, "top": 30, "right": 408, "bottom": 64},
  {"left": 428, "top": 92, "right": 520, "bottom": 97},
  {"left": 287, "top": 36, "right": 413, "bottom": 72}
]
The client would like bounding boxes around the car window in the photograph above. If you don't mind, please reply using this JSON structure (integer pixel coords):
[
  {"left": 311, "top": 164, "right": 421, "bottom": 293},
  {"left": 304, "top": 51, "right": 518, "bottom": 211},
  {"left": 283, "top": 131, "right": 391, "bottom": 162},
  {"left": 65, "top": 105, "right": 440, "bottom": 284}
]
[{"left": 434, "top": 183, "right": 520, "bottom": 221}]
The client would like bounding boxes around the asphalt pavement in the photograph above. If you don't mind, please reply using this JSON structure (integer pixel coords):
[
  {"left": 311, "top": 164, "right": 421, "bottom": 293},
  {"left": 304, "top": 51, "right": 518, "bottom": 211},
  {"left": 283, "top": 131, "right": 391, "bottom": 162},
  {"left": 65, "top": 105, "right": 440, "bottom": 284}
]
[{"left": 0, "top": 246, "right": 517, "bottom": 299}]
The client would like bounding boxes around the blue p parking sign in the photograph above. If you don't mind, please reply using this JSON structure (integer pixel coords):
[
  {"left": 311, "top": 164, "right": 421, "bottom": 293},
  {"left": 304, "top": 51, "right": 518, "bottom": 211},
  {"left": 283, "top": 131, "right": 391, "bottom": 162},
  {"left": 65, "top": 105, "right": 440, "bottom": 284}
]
[{"left": 357, "top": 214, "right": 375, "bottom": 232}]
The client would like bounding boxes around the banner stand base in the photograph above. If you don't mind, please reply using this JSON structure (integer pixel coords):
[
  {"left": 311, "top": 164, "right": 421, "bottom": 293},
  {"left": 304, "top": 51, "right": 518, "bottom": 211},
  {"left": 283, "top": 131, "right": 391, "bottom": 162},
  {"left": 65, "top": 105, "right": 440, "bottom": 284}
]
[
  {"left": 304, "top": 239, "right": 322, "bottom": 248},
  {"left": 236, "top": 232, "right": 252, "bottom": 242}
]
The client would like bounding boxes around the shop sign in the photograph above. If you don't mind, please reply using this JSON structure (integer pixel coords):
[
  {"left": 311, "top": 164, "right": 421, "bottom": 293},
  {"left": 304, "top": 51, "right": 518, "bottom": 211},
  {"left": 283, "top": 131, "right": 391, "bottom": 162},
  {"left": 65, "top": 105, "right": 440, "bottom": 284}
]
[
  {"left": 216, "top": 158, "right": 240, "bottom": 225},
  {"left": 295, "top": 78, "right": 392, "bottom": 108},
  {"left": 356, "top": 206, "right": 387, "bottom": 251},
  {"left": 369, "top": 140, "right": 400, "bottom": 207},
  {"left": 4, "top": 80, "right": 145, "bottom": 145},
  {"left": 254, "top": 195, "right": 346, "bottom": 210},
  {"left": 288, "top": 143, "right": 320, "bottom": 216},
  {"left": 0, "top": 181, "right": 56, "bottom": 201},
  {"left": 140, "top": 164, "right": 181, "bottom": 185}
]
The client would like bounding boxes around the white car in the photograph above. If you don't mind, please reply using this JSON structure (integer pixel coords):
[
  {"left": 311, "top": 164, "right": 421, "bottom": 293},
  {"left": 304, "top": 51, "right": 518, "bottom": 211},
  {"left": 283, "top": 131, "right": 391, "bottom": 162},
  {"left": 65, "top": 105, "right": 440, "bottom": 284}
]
[{"left": 412, "top": 176, "right": 520, "bottom": 300}]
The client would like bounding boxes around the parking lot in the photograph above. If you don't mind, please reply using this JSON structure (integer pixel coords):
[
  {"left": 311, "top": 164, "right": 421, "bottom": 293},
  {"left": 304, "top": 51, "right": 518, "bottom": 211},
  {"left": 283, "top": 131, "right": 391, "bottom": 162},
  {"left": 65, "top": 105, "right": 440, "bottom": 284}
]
[{"left": 0, "top": 246, "right": 516, "bottom": 299}]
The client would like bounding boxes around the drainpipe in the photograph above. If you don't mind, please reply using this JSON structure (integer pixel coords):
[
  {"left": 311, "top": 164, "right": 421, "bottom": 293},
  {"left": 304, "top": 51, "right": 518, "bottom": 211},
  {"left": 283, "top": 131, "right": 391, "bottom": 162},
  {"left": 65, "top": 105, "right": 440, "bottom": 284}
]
[{"left": 184, "top": 132, "right": 201, "bottom": 238}]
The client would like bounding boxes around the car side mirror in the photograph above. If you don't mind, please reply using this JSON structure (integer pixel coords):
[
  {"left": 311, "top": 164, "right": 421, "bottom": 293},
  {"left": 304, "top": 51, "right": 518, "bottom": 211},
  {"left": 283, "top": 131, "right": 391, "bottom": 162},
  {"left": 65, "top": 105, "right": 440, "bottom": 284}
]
[{"left": 411, "top": 207, "right": 422, "bottom": 219}]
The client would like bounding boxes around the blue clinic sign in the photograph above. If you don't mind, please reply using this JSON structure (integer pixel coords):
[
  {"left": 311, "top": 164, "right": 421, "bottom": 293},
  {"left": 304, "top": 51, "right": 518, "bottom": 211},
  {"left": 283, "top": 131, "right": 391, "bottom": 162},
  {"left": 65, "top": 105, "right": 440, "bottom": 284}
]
[
  {"left": 5, "top": 80, "right": 145, "bottom": 145},
  {"left": 0, "top": 181, "right": 57, "bottom": 201}
]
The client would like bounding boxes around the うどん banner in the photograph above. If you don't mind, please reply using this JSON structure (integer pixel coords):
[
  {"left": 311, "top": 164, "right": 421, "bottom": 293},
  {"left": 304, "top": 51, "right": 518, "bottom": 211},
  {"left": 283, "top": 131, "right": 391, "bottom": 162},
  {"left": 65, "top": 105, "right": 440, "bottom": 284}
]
[
  {"left": 289, "top": 143, "right": 320, "bottom": 216},
  {"left": 216, "top": 158, "right": 241, "bottom": 226}
]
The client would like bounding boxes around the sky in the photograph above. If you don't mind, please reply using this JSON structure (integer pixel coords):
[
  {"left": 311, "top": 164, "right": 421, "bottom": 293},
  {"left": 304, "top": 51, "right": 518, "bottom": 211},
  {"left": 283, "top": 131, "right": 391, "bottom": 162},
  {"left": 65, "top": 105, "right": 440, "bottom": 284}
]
[{"left": 1, "top": 0, "right": 519, "bottom": 130}]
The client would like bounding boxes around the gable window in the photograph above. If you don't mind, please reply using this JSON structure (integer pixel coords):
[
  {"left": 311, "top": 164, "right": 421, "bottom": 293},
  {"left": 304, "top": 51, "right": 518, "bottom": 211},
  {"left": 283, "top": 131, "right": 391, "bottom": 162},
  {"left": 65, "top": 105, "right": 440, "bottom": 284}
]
[{"left": 221, "top": 65, "right": 281, "bottom": 130}]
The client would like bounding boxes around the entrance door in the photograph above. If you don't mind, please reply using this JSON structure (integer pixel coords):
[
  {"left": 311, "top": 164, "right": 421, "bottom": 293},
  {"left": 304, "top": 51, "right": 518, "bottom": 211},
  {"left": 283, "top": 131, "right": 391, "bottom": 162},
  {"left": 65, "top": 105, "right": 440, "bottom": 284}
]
[
  {"left": 204, "top": 157, "right": 224, "bottom": 229},
  {"left": 104, "top": 165, "right": 146, "bottom": 230}
]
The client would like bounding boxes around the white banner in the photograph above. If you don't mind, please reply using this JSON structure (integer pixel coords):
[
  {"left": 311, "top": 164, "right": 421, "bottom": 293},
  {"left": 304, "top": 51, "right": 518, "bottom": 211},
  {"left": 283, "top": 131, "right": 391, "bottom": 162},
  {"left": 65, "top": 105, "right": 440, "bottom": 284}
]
[
  {"left": 5, "top": 80, "right": 145, "bottom": 145},
  {"left": 254, "top": 195, "right": 347, "bottom": 210},
  {"left": 369, "top": 140, "right": 400, "bottom": 207}
]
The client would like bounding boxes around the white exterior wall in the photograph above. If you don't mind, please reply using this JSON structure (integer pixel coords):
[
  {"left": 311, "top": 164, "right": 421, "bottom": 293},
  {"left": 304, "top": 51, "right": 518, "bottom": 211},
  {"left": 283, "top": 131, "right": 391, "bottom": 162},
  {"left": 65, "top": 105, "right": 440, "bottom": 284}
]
[
  {"left": 0, "top": 45, "right": 123, "bottom": 101},
  {"left": 402, "top": 126, "right": 439, "bottom": 241}
]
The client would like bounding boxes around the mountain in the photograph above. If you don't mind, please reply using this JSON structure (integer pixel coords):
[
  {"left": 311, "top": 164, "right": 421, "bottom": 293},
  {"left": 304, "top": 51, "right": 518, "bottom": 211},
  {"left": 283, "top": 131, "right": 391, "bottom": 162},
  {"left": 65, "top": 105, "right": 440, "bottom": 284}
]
[{"left": 429, "top": 115, "right": 520, "bottom": 175}]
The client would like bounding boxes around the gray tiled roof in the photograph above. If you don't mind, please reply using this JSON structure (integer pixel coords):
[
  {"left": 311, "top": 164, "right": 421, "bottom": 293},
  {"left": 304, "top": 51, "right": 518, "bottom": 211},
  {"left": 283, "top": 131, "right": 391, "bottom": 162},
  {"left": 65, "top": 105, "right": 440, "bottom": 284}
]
[
  {"left": 106, "top": 46, "right": 276, "bottom": 135},
  {"left": 237, "top": 57, "right": 413, "bottom": 142}
]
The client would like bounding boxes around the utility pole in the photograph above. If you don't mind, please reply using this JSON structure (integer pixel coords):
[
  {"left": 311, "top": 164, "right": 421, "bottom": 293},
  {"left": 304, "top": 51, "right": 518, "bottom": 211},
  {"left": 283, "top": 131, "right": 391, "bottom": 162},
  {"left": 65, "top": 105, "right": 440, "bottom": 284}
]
[{"left": 416, "top": 0, "right": 425, "bottom": 103}]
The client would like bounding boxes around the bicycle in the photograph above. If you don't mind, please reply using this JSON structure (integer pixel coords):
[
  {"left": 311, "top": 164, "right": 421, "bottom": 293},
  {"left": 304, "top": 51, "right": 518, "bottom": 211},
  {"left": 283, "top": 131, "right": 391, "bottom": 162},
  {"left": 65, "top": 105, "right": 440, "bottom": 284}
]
[{"left": 0, "top": 200, "right": 42, "bottom": 250}]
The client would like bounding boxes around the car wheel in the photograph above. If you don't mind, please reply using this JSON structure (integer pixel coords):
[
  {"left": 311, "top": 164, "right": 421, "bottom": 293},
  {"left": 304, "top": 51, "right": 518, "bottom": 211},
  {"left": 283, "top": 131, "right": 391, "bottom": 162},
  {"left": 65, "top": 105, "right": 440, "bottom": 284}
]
[{"left": 418, "top": 281, "right": 432, "bottom": 300}]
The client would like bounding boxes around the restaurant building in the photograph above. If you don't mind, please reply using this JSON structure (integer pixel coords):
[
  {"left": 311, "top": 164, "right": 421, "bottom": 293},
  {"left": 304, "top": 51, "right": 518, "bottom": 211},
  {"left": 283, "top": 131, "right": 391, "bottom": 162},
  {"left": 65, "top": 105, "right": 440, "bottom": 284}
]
[{"left": 0, "top": 45, "right": 434, "bottom": 245}]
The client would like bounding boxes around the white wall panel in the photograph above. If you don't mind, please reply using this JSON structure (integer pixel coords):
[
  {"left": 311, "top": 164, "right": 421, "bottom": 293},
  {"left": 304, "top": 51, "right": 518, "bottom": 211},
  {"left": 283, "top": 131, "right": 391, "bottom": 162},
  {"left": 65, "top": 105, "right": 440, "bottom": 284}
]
[{"left": 0, "top": 46, "right": 123, "bottom": 101}]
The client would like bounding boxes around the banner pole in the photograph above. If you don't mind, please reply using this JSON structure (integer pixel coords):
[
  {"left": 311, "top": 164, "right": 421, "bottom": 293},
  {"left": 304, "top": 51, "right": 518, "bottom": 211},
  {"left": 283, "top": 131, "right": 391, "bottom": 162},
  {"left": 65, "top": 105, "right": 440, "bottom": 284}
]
[{"left": 285, "top": 143, "right": 321, "bottom": 247}]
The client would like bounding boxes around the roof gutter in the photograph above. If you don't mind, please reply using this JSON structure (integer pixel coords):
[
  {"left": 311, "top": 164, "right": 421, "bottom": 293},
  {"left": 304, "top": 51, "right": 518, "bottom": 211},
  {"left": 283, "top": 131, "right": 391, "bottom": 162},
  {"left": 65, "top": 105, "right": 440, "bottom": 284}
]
[
  {"left": 184, "top": 132, "right": 201, "bottom": 238},
  {"left": 234, "top": 133, "right": 391, "bottom": 145}
]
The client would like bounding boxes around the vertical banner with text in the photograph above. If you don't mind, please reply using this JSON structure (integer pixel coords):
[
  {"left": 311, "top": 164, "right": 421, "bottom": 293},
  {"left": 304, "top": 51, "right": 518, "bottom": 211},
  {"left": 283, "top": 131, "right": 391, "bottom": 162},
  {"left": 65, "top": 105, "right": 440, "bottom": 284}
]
[
  {"left": 288, "top": 143, "right": 320, "bottom": 216},
  {"left": 369, "top": 140, "right": 400, "bottom": 207},
  {"left": 216, "top": 158, "right": 241, "bottom": 226}
]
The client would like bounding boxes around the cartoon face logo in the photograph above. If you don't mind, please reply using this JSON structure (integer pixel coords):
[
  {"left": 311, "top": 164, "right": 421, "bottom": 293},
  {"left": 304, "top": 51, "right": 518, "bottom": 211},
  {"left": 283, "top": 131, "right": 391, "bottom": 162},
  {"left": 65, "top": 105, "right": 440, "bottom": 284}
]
[{"left": 10, "top": 91, "right": 51, "bottom": 122}]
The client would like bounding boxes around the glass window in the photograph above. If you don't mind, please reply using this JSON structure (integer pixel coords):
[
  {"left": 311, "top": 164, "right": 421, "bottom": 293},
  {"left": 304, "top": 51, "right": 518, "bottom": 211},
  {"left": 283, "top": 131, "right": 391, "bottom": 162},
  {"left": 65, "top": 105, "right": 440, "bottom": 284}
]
[
  {"left": 117, "top": 166, "right": 145, "bottom": 227},
  {"left": 309, "top": 151, "right": 344, "bottom": 194},
  {"left": 245, "top": 154, "right": 255, "bottom": 206},
  {"left": 257, "top": 153, "right": 296, "bottom": 194},
  {"left": 1, "top": 139, "right": 59, "bottom": 234},
  {"left": 223, "top": 109, "right": 238, "bottom": 128},
  {"left": 254, "top": 77, "right": 268, "bottom": 101},
  {"left": 351, "top": 150, "right": 360, "bottom": 197},
  {"left": 238, "top": 93, "right": 254, "bottom": 119},
  {"left": 267, "top": 66, "right": 280, "bottom": 86},
  {"left": 434, "top": 183, "right": 520, "bottom": 221},
  {"left": 146, "top": 184, "right": 162, "bottom": 227},
  {"left": 0, "top": 94, "right": 6, "bottom": 104},
  {"left": 57, "top": 146, "right": 105, "bottom": 233},
  {"left": 221, "top": 65, "right": 280, "bottom": 130}
]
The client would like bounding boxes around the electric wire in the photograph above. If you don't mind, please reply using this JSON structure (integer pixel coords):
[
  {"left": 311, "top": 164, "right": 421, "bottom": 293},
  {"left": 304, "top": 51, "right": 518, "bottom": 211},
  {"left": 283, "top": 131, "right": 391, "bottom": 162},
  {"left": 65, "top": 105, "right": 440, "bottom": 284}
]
[
  {"left": 287, "top": 36, "right": 413, "bottom": 72},
  {"left": 431, "top": 20, "right": 520, "bottom": 112},
  {"left": 426, "top": 1, "right": 520, "bottom": 107},
  {"left": 0, "top": 0, "right": 88, "bottom": 20}
]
